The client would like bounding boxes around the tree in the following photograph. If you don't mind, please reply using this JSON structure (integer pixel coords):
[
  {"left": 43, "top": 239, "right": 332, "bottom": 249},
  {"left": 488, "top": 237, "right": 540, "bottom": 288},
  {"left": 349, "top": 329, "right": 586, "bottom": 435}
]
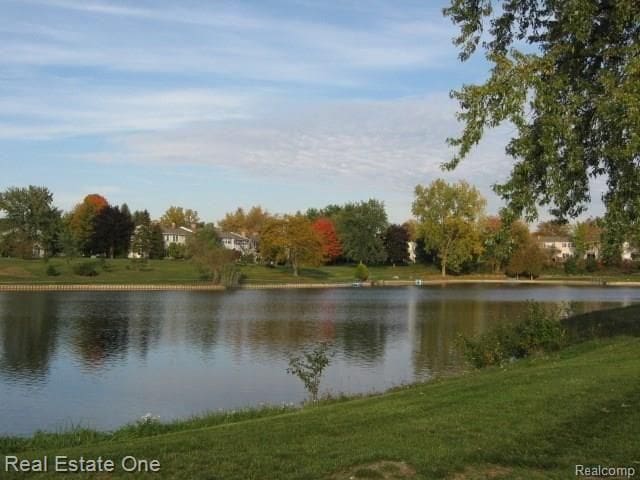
[
  {"left": 412, "top": 179, "right": 486, "bottom": 276},
  {"left": 187, "top": 224, "right": 239, "bottom": 285},
  {"left": 90, "top": 205, "right": 135, "bottom": 258},
  {"left": 443, "top": 1, "right": 640, "bottom": 228},
  {"left": 0, "top": 185, "right": 61, "bottom": 257},
  {"left": 481, "top": 216, "right": 531, "bottom": 273},
  {"left": 305, "top": 204, "right": 344, "bottom": 222},
  {"left": 572, "top": 219, "right": 603, "bottom": 260},
  {"left": 334, "top": 200, "right": 388, "bottom": 264},
  {"left": 260, "top": 215, "right": 323, "bottom": 276},
  {"left": 68, "top": 194, "right": 108, "bottom": 255},
  {"left": 130, "top": 225, "right": 152, "bottom": 258},
  {"left": 507, "top": 239, "right": 547, "bottom": 280},
  {"left": 148, "top": 223, "right": 166, "bottom": 259},
  {"left": 383, "top": 224, "right": 410, "bottom": 266},
  {"left": 160, "top": 206, "right": 199, "bottom": 227},
  {"left": 132, "top": 209, "right": 151, "bottom": 226},
  {"left": 535, "top": 221, "right": 571, "bottom": 237},
  {"left": 312, "top": 217, "right": 342, "bottom": 263},
  {"left": 218, "top": 205, "right": 270, "bottom": 236}
]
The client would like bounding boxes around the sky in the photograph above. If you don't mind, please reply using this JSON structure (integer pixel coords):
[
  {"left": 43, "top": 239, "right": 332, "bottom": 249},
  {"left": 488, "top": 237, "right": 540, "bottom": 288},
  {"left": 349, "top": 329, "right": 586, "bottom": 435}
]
[{"left": 0, "top": 0, "right": 604, "bottom": 224}]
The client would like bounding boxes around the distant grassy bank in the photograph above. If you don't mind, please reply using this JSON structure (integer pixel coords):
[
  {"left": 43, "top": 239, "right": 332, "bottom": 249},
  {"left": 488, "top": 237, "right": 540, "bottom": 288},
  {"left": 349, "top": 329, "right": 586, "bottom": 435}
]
[
  {"left": 1, "top": 335, "right": 638, "bottom": 479},
  {"left": 2, "top": 258, "right": 640, "bottom": 287}
]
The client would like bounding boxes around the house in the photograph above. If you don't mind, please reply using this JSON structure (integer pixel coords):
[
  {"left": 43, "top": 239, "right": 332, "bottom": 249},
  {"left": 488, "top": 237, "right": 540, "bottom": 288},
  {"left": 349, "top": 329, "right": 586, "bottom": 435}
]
[
  {"left": 537, "top": 236, "right": 574, "bottom": 262},
  {"left": 407, "top": 241, "right": 417, "bottom": 263},
  {"left": 162, "top": 225, "right": 194, "bottom": 249},
  {"left": 622, "top": 242, "right": 638, "bottom": 261},
  {"left": 218, "top": 231, "right": 257, "bottom": 255}
]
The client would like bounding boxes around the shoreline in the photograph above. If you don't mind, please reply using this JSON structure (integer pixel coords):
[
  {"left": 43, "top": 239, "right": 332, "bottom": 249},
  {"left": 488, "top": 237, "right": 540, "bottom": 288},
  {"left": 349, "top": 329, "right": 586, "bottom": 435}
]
[{"left": 1, "top": 278, "right": 640, "bottom": 291}]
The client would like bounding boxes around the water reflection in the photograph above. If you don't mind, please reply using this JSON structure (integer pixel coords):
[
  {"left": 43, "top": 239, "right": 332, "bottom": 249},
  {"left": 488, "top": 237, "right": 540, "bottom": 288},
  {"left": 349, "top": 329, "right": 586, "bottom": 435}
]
[
  {"left": 0, "top": 294, "right": 60, "bottom": 383},
  {"left": 0, "top": 285, "right": 639, "bottom": 436}
]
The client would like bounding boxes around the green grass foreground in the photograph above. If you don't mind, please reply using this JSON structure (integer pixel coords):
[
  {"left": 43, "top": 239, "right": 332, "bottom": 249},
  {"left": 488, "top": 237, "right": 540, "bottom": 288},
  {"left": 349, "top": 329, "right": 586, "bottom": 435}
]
[
  {"left": 3, "top": 257, "right": 640, "bottom": 286},
  {"left": 1, "top": 337, "right": 639, "bottom": 479}
]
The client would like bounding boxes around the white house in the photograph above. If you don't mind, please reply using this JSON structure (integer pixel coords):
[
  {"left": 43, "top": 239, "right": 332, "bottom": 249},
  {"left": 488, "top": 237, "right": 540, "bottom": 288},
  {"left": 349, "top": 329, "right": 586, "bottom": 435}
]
[
  {"left": 407, "top": 241, "right": 417, "bottom": 263},
  {"left": 621, "top": 241, "right": 638, "bottom": 261},
  {"left": 218, "top": 231, "right": 257, "bottom": 255},
  {"left": 162, "top": 225, "right": 194, "bottom": 249},
  {"left": 537, "top": 236, "right": 574, "bottom": 262}
]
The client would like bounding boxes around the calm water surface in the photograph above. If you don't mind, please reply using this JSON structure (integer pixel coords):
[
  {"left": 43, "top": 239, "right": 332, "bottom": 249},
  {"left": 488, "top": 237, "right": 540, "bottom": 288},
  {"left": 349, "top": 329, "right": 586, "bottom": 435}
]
[{"left": 1, "top": 285, "right": 639, "bottom": 436}]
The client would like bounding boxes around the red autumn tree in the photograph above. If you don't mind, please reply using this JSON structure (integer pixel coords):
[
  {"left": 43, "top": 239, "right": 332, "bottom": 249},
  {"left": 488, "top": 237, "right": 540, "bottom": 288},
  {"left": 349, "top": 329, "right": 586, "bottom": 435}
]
[
  {"left": 83, "top": 194, "right": 108, "bottom": 212},
  {"left": 312, "top": 217, "right": 342, "bottom": 263}
]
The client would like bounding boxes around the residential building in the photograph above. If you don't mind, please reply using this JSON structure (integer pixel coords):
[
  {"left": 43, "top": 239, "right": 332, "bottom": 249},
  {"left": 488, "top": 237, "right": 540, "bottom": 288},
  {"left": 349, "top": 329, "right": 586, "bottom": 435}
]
[
  {"left": 537, "top": 236, "right": 574, "bottom": 262},
  {"left": 622, "top": 242, "right": 638, "bottom": 261},
  {"left": 218, "top": 231, "right": 257, "bottom": 255},
  {"left": 162, "top": 225, "right": 194, "bottom": 249}
]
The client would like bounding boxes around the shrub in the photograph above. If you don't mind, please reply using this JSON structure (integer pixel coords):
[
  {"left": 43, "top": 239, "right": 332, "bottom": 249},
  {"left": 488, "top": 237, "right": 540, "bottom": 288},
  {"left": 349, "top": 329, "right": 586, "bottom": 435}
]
[
  {"left": 563, "top": 256, "right": 579, "bottom": 275},
  {"left": 460, "top": 302, "right": 566, "bottom": 368},
  {"left": 167, "top": 242, "right": 186, "bottom": 259},
  {"left": 219, "top": 264, "right": 243, "bottom": 287},
  {"left": 585, "top": 257, "right": 599, "bottom": 273},
  {"left": 45, "top": 265, "right": 60, "bottom": 276},
  {"left": 354, "top": 262, "right": 369, "bottom": 281},
  {"left": 72, "top": 261, "right": 99, "bottom": 277},
  {"left": 287, "top": 343, "right": 333, "bottom": 404}
]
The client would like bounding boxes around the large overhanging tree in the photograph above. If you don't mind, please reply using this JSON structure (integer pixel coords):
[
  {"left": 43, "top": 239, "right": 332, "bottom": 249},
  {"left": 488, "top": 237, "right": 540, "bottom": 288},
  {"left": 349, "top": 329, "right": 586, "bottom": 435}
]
[{"left": 443, "top": 1, "right": 640, "bottom": 230}]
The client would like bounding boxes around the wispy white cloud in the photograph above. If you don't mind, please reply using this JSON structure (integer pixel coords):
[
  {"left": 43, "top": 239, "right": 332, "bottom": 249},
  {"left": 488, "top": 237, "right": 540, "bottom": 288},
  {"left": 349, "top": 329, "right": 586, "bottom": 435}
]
[
  {"left": 0, "top": 87, "right": 257, "bottom": 139},
  {"left": 87, "top": 94, "right": 513, "bottom": 212}
]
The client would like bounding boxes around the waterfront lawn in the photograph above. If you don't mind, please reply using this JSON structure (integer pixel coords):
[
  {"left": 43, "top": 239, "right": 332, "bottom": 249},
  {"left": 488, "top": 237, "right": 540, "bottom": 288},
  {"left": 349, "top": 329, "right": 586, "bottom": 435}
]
[
  {"left": 1, "top": 337, "right": 638, "bottom": 479},
  {"left": 0, "top": 258, "right": 203, "bottom": 284},
  {"left": 3, "top": 257, "right": 640, "bottom": 285},
  {"left": 0, "top": 258, "right": 448, "bottom": 285}
]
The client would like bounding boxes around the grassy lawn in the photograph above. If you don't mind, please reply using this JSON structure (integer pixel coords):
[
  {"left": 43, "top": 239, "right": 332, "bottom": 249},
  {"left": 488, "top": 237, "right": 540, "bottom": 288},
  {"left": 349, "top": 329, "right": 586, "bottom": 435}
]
[
  {"left": 1, "top": 336, "right": 638, "bottom": 479},
  {"left": 2, "top": 257, "right": 640, "bottom": 285}
]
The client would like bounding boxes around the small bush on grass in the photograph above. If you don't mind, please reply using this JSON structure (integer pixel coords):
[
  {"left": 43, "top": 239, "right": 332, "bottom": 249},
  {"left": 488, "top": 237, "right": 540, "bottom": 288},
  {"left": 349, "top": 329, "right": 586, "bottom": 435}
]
[
  {"left": 460, "top": 302, "right": 566, "bottom": 368},
  {"left": 45, "top": 264, "right": 60, "bottom": 276},
  {"left": 72, "top": 261, "right": 99, "bottom": 277},
  {"left": 355, "top": 263, "right": 369, "bottom": 281}
]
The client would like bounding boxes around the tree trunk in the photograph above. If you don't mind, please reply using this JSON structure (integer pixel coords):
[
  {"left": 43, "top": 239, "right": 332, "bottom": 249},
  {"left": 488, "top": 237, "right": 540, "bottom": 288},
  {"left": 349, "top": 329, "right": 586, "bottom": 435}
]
[
  {"left": 441, "top": 253, "right": 447, "bottom": 277},
  {"left": 293, "top": 262, "right": 298, "bottom": 277}
]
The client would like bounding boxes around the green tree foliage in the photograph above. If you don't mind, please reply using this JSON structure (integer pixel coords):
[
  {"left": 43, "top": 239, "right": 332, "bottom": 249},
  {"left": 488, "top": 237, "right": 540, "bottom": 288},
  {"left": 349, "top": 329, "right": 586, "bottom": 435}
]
[
  {"left": 443, "top": 0, "right": 640, "bottom": 228},
  {"left": 187, "top": 225, "right": 239, "bottom": 285},
  {"left": 90, "top": 205, "right": 135, "bottom": 258},
  {"left": 334, "top": 199, "right": 388, "bottom": 265},
  {"left": 383, "top": 224, "right": 410, "bottom": 265},
  {"left": 131, "top": 225, "right": 152, "bottom": 258},
  {"left": 572, "top": 219, "right": 603, "bottom": 260},
  {"left": 57, "top": 215, "right": 81, "bottom": 262},
  {"left": 148, "top": 223, "right": 166, "bottom": 259},
  {"left": 160, "top": 206, "right": 199, "bottom": 227},
  {"left": 166, "top": 242, "right": 186, "bottom": 259},
  {"left": 354, "top": 262, "right": 369, "bottom": 281},
  {"left": 0, "top": 185, "right": 61, "bottom": 258},
  {"left": 260, "top": 215, "right": 323, "bottom": 276},
  {"left": 132, "top": 209, "right": 151, "bottom": 226},
  {"left": 412, "top": 179, "right": 486, "bottom": 276},
  {"left": 506, "top": 238, "right": 547, "bottom": 279},
  {"left": 481, "top": 216, "right": 531, "bottom": 273},
  {"left": 305, "top": 204, "right": 344, "bottom": 222},
  {"left": 287, "top": 343, "right": 332, "bottom": 404}
]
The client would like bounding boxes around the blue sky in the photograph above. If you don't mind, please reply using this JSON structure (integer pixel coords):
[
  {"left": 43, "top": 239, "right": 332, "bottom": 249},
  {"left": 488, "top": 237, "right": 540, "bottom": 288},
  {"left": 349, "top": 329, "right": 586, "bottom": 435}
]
[{"left": 0, "top": 0, "right": 604, "bottom": 223}]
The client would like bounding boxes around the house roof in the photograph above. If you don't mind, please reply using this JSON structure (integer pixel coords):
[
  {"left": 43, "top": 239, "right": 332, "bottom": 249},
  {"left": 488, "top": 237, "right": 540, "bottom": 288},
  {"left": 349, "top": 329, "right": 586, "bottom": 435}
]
[
  {"left": 537, "top": 236, "right": 571, "bottom": 243},
  {"left": 218, "top": 231, "right": 250, "bottom": 241},
  {"left": 162, "top": 226, "right": 194, "bottom": 235}
]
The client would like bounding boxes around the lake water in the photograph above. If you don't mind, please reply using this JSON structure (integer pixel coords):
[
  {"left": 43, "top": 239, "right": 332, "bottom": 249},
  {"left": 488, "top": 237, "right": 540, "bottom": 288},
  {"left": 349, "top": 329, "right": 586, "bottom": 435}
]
[{"left": 1, "top": 284, "right": 639, "bottom": 436}]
